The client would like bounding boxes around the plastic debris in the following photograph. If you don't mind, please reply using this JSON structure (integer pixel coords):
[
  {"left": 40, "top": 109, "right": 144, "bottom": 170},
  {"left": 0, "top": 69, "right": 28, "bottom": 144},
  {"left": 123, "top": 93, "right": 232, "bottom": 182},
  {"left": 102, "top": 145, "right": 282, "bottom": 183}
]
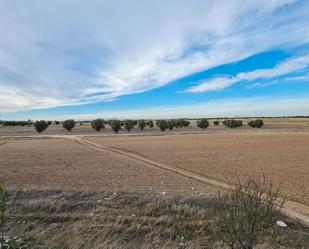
[{"left": 276, "top": 220, "right": 288, "bottom": 228}]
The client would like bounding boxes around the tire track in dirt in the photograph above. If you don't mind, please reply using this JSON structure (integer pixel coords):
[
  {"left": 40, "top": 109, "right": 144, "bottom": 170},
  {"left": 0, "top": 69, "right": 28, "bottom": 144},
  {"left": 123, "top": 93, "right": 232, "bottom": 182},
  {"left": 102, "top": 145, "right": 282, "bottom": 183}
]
[{"left": 74, "top": 137, "right": 309, "bottom": 227}]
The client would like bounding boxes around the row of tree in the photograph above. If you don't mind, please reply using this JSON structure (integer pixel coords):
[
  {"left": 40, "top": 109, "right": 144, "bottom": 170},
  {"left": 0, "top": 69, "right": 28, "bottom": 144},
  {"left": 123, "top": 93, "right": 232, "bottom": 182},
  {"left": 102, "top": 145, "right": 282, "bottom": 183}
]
[
  {"left": 197, "top": 119, "right": 264, "bottom": 129},
  {"left": 4, "top": 118, "right": 263, "bottom": 133},
  {"left": 34, "top": 119, "right": 76, "bottom": 133}
]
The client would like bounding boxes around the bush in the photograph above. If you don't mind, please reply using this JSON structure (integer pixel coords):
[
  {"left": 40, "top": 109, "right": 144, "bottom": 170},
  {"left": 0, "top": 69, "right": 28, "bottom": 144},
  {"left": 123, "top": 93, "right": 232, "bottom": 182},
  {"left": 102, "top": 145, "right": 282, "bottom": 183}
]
[
  {"left": 109, "top": 120, "right": 122, "bottom": 133},
  {"left": 223, "top": 119, "right": 243, "bottom": 128},
  {"left": 1, "top": 121, "right": 28, "bottom": 126},
  {"left": 156, "top": 120, "right": 168, "bottom": 131},
  {"left": 91, "top": 119, "right": 105, "bottom": 132},
  {"left": 147, "top": 120, "right": 154, "bottom": 128},
  {"left": 217, "top": 177, "right": 284, "bottom": 249},
  {"left": 197, "top": 119, "right": 209, "bottom": 129},
  {"left": 213, "top": 120, "right": 220, "bottom": 126},
  {"left": 174, "top": 119, "right": 189, "bottom": 128},
  {"left": 167, "top": 120, "right": 174, "bottom": 130},
  {"left": 124, "top": 120, "right": 135, "bottom": 132},
  {"left": 62, "top": 119, "right": 75, "bottom": 131},
  {"left": 248, "top": 119, "right": 264, "bottom": 128},
  {"left": 138, "top": 120, "right": 146, "bottom": 130},
  {"left": 34, "top": 120, "right": 49, "bottom": 133}
]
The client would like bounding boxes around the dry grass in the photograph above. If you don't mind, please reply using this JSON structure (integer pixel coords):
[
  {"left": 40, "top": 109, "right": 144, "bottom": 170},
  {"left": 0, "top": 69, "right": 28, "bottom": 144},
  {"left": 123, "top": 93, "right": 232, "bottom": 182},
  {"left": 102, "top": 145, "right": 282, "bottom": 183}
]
[{"left": 4, "top": 190, "right": 309, "bottom": 249}]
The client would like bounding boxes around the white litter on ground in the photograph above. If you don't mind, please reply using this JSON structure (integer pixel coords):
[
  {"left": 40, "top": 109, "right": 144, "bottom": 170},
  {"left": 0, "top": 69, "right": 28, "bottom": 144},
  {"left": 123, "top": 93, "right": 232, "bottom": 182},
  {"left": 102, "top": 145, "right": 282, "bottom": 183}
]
[{"left": 276, "top": 220, "right": 288, "bottom": 228}]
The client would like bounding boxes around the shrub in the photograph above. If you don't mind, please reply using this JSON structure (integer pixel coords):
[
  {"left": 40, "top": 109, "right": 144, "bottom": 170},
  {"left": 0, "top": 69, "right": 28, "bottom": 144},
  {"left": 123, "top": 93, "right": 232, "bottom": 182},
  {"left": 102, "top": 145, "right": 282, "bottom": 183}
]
[
  {"left": 217, "top": 177, "right": 284, "bottom": 249},
  {"left": 167, "top": 120, "right": 174, "bottom": 130},
  {"left": 182, "top": 120, "right": 190, "bottom": 127},
  {"left": 213, "top": 120, "right": 220, "bottom": 126},
  {"left": 197, "top": 119, "right": 209, "bottom": 129},
  {"left": 62, "top": 119, "right": 76, "bottom": 131},
  {"left": 54, "top": 121, "right": 60, "bottom": 125},
  {"left": 109, "top": 120, "right": 122, "bottom": 133},
  {"left": 124, "top": 119, "right": 135, "bottom": 132},
  {"left": 248, "top": 119, "right": 264, "bottom": 128},
  {"left": 1, "top": 121, "right": 28, "bottom": 126},
  {"left": 223, "top": 119, "right": 243, "bottom": 128},
  {"left": 147, "top": 120, "right": 154, "bottom": 128},
  {"left": 91, "top": 119, "right": 105, "bottom": 132},
  {"left": 26, "top": 119, "right": 32, "bottom": 127},
  {"left": 156, "top": 120, "right": 168, "bottom": 131},
  {"left": 138, "top": 120, "right": 146, "bottom": 130},
  {"left": 34, "top": 120, "right": 49, "bottom": 133}
]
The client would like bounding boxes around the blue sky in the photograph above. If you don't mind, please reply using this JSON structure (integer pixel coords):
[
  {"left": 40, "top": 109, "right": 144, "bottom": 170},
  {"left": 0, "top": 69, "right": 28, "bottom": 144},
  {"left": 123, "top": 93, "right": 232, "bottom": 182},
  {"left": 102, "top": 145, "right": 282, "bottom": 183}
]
[{"left": 0, "top": 0, "right": 309, "bottom": 120}]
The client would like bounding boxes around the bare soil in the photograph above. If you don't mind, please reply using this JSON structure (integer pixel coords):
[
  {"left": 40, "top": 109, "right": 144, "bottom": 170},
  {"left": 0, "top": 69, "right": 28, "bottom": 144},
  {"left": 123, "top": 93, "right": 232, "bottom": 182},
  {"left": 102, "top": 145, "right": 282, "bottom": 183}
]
[
  {"left": 88, "top": 131, "right": 309, "bottom": 206},
  {"left": 0, "top": 137, "right": 219, "bottom": 195}
]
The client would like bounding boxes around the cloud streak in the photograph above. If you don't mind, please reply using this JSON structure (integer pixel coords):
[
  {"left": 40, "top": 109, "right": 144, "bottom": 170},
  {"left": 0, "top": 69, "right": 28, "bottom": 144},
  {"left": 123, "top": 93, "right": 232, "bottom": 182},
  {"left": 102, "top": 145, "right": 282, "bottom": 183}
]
[
  {"left": 0, "top": 0, "right": 308, "bottom": 111},
  {"left": 186, "top": 55, "right": 309, "bottom": 93}
]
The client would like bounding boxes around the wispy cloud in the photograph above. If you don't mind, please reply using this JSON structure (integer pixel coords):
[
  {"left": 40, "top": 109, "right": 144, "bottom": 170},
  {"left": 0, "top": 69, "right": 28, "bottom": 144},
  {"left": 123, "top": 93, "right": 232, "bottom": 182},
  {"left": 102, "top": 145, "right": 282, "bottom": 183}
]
[
  {"left": 0, "top": 0, "right": 308, "bottom": 111},
  {"left": 186, "top": 55, "right": 309, "bottom": 93}
]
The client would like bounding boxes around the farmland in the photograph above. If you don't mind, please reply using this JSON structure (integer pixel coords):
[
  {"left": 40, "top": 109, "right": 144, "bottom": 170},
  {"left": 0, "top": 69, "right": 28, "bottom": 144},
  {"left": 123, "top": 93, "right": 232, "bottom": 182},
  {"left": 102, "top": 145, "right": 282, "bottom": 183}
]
[{"left": 1, "top": 118, "right": 309, "bottom": 248}]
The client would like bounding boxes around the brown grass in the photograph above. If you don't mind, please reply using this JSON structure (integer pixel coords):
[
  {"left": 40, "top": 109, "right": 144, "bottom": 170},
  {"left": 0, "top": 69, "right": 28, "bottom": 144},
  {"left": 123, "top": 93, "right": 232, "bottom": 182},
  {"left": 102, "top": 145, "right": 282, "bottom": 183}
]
[{"left": 5, "top": 190, "right": 309, "bottom": 249}]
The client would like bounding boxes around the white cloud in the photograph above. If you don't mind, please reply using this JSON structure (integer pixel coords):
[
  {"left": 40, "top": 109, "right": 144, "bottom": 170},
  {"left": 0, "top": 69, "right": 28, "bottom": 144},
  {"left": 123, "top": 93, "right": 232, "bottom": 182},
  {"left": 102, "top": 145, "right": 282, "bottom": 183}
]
[
  {"left": 237, "top": 55, "right": 309, "bottom": 80},
  {"left": 186, "top": 77, "right": 238, "bottom": 93},
  {"left": 187, "top": 55, "right": 309, "bottom": 93},
  {"left": 0, "top": 0, "right": 308, "bottom": 111}
]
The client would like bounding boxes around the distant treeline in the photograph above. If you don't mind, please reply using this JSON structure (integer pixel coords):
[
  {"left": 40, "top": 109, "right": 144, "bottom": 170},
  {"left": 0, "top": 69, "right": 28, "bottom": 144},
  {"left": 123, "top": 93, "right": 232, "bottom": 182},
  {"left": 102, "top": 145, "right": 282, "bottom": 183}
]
[{"left": 0, "top": 118, "right": 268, "bottom": 134}]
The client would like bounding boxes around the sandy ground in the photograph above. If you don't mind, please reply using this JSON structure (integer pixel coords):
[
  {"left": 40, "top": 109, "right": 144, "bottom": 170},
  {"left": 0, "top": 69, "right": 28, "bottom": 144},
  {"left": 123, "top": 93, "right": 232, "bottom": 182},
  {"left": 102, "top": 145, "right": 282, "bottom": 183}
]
[
  {"left": 0, "top": 137, "right": 220, "bottom": 195},
  {"left": 88, "top": 131, "right": 309, "bottom": 205}
]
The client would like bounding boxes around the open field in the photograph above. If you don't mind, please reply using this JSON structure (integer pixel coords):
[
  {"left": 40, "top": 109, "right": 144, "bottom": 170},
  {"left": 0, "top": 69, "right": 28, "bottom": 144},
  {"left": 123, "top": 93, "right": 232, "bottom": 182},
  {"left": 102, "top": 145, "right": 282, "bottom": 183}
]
[
  {"left": 0, "top": 137, "right": 217, "bottom": 195},
  {"left": 1, "top": 125, "right": 309, "bottom": 248},
  {"left": 88, "top": 132, "right": 309, "bottom": 206}
]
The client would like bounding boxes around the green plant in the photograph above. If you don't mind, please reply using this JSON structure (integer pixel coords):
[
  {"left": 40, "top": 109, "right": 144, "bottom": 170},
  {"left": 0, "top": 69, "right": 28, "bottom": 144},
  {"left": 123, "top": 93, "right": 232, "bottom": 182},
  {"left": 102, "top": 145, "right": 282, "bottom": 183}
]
[
  {"left": 124, "top": 120, "right": 135, "bottom": 132},
  {"left": 248, "top": 119, "right": 264, "bottom": 128},
  {"left": 167, "top": 120, "right": 174, "bottom": 130},
  {"left": 213, "top": 120, "right": 220, "bottom": 126},
  {"left": 147, "top": 120, "right": 154, "bottom": 128},
  {"left": 91, "top": 119, "right": 105, "bottom": 132},
  {"left": 34, "top": 120, "right": 49, "bottom": 133},
  {"left": 197, "top": 119, "right": 209, "bottom": 129},
  {"left": 62, "top": 119, "right": 76, "bottom": 131},
  {"left": 217, "top": 177, "right": 284, "bottom": 249},
  {"left": 137, "top": 120, "right": 146, "bottom": 131},
  {"left": 156, "top": 120, "right": 168, "bottom": 131},
  {"left": 109, "top": 120, "right": 122, "bottom": 133},
  {"left": 223, "top": 119, "right": 243, "bottom": 128}
]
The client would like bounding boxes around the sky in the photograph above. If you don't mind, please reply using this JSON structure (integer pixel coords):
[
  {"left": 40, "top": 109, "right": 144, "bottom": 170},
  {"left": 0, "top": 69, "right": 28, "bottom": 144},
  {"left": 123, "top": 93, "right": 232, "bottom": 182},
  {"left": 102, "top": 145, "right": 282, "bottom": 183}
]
[{"left": 0, "top": 0, "right": 309, "bottom": 120}]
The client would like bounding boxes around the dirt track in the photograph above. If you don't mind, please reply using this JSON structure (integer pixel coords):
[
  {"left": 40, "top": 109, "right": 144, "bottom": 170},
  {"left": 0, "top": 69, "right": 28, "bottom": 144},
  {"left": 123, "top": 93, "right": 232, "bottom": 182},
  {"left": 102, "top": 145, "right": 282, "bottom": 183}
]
[
  {"left": 0, "top": 137, "right": 219, "bottom": 195},
  {"left": 1, "top": 130, "right": 309, "bottom": 227},
  {"left": 75, "top": 136, "right": 309, "bottom": 227},
  {"left": 88, "top": 132, "right": 309, "bottom": 205}
]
